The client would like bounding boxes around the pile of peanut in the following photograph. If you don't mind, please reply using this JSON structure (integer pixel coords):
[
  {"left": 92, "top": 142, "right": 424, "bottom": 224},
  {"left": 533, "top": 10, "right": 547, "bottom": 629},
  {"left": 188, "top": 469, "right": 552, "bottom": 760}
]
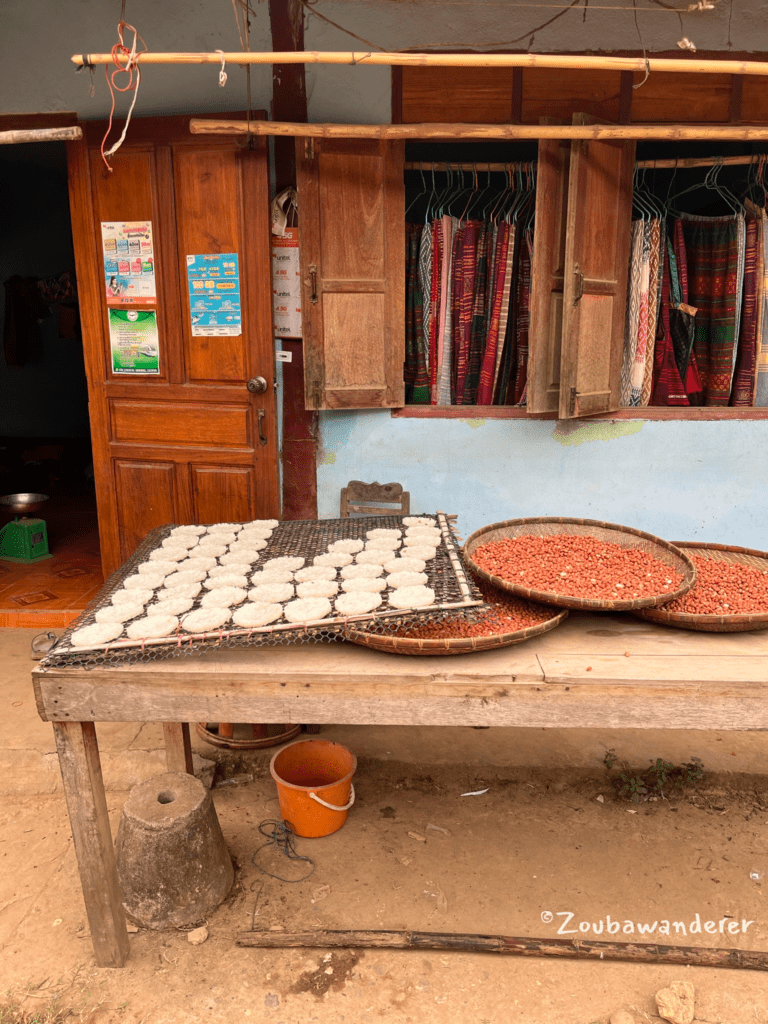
[{"left": 662, "top": 555, "right": 768, "bottom": 615}]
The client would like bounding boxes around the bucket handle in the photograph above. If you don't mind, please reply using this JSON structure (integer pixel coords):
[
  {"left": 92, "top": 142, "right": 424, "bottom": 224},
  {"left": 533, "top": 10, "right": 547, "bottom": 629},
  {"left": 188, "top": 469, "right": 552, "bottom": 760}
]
[{"left": 308, "top": 783, "right": 355, "bottom": 812}]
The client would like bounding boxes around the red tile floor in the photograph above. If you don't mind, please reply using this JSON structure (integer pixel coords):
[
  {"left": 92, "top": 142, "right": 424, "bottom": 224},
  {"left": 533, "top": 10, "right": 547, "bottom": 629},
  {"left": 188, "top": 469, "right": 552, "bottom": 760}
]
[{"left": 0, "top": 483, "right": 103, "bottom": 628}]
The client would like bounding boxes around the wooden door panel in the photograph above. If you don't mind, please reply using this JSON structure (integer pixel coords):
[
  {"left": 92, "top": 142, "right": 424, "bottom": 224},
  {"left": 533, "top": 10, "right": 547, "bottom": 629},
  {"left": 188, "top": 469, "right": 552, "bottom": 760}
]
[
  {"left": 297, "top": 138, "right": 405, "bottom": 410},
  {"left": 174, "top": 147, "right": 247, "bottom": 384},
  {"left": 109, "top": 399, "right": 251, "bottom": 448},
  {"left": 114, "top": 459, "right": 178, "bottom": 561},
  {"left": 527, "top": 138, "right": 570, "bottom": 414},
  {"left": 560, "top": 116, "right": 635, "bottom": 419},
  {"left": 191, "top": 466, "right": 254, "bottom": 524}
]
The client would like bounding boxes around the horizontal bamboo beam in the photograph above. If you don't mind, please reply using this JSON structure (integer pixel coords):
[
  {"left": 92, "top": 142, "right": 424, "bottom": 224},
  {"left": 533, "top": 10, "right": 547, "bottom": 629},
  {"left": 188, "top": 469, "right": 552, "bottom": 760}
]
[
  {"left": 236, "top": 928, "right": 768, "bottom": 972},
  {"left": 191, "top": 119, "right": 768, "bottom": 142},
  {"left": 408, "top": 156, "right": 767, "bottom": 172},
  {"left": 0, "top": 126, "right": 82, "bottom": 145},
  {"left": 636, "top": 153, "right": 766, "bottom": 169},
  {"left": 71, "top": 50, "right": 768, "bottom": 78}
]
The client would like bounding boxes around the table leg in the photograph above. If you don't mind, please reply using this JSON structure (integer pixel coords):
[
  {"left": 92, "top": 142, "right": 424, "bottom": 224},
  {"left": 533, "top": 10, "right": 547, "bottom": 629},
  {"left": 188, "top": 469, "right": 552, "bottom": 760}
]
[
  {"left": 52, "top": 721, "right": 130, "bottom": 968},
  {"left": 162, "top": 722, "right": 194, "bottom": 774}
]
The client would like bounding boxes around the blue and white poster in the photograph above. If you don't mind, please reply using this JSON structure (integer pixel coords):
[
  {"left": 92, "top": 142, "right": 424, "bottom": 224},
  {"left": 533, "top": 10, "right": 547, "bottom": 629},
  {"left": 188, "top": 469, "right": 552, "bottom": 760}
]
[{"left": 186, "top": 253, "right": 242, "bottom": 336}]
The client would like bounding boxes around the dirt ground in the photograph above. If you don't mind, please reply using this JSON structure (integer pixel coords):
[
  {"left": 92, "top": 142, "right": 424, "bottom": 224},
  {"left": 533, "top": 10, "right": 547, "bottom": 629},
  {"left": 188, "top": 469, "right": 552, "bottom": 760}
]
[{"left": 2, "top": 756, "right": 768, "bottom": 1024}]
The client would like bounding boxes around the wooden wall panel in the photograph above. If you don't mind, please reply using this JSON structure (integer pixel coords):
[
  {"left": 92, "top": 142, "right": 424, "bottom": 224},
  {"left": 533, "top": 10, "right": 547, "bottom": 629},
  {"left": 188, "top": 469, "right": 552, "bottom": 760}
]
[
  {"left": 401, "top": 67, "right": 513, "bottom": 123},
  {"left": 741, "top": 76, "right": 768, "bottom": 123},
  {"left": 110, "top": 400, "right": 250, "bottom": 448},
  {"left": 521, "top": 69, "right": 622, "bottom": 124},
  {"left": 114, "top": 460, "right": 177, "bottom": 560},
  {"left": 173, "top": 148, "right": 247, "bottom": 384},
  {"left": 630, "top": 72, "right": 733, "bottom": 122},
  {"left": 191, "top": 466, "right": 254, "bottom": 524}
]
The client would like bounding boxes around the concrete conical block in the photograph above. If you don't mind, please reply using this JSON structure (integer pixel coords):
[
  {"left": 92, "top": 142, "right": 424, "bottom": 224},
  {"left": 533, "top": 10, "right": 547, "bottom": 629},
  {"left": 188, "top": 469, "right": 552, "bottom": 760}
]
[{"left": 115, "top": 772, "right": 233, "bottom": 930}]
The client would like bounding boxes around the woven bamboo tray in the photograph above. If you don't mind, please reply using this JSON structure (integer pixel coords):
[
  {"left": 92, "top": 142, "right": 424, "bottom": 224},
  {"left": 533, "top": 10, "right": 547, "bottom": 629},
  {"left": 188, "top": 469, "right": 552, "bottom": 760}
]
[
  {"left": 635, "top": 542, "right": 768, "bottom": 632},
  {"left": 463, "top": 517, "right": 696, "bottom": 612},
  {"left": 344, "top": 606, "right": 568, "bottom": 656}
]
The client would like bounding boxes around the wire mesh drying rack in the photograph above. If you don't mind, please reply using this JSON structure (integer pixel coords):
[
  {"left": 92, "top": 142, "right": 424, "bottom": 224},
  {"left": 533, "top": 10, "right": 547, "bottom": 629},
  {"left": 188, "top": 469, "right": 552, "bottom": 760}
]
[{"left": 40, "top": 512, "right": 483, "bottom": 670}]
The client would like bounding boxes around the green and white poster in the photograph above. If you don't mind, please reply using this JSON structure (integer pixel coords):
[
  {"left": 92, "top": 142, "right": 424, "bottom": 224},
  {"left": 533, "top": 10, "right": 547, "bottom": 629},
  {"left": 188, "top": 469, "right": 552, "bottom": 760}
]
[{"left": 108, "top": 309, "right": 160, "bottom": 374}]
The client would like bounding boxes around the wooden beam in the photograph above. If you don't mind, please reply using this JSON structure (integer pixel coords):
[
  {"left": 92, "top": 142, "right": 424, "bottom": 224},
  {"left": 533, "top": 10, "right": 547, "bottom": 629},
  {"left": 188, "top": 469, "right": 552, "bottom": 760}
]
[
  {"left": 235, "top": 928, "right": 768, "bottom": 972},
  {"left": 72, "top": 51, "right": 768, "bottom": 78},
  {"left": 191, "top": 119, "right": 768, "bottom": 141},
  {"left": 0, "top": 126, "right": 82, "bottom": 145}
]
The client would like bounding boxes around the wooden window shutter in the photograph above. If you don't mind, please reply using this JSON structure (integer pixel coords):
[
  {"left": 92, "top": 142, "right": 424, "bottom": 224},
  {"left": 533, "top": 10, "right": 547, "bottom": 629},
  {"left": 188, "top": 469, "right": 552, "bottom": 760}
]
[
  {"left": 527, "top": 138, "right": 570, "bottom": 414},
  {"left": 296, "top": 138, "right": 405, "bottom": 410},
  {"left": 559, "top": 115, "right": 636, "bottom": 419}
]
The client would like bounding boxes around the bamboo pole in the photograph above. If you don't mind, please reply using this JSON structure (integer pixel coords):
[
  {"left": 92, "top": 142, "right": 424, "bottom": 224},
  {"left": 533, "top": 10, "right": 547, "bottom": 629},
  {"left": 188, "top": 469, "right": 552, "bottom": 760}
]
[
  {"left": 71, "top": 50, "right": 768, "bottom": 78},
  {"left": 404, "top": 156, "right": 767, "bottom": 172},
  {"left": 0, "top": 126, "right": 82, "bottom": 145},
  {"left": 236, "top": 928, "right": 768, "bottom": 972},
  {"left": 191, "top": 118, "right": 768, "bottom": 142},
  {"left": 636, "top": 153, "right": 766, "bottom": 169}
]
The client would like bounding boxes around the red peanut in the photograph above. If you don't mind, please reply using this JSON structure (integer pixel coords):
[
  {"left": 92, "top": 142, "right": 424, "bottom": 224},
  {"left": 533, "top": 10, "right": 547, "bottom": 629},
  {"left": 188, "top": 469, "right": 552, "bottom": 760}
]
[
  {"left": 394, "top": 579, "right": 555, "bottom": 639},
  {"left": 473, "top": 534, "right": 683, "bottom": 601},
  {"left": 663, "top": 556, "right": 768, "bottom": 616}
]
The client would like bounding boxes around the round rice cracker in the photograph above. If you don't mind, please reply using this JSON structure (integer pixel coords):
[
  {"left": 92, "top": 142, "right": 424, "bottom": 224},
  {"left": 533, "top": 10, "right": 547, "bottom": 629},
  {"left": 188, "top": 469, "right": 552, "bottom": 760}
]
[
  {"left": 170, "top": 524, "right": 207, "bottom": 536},
  {"left": 137, "top": 559, "right": 178, "bottom": 577},
  {"left": 181, "top": 607, "right": 232, "bottom": 633},
  {"left": 402, "top": 544, "right": 439, "bottom": 562},
  {"left": 366, "top": 528, "right": 401, "bottom": 540},
  {"left": 283, "top": 597, "right": 332, "bottom": 623},
  {"left": 385, "top": 571, "right": 428, "bottom": 589},
  {"left": 244, "top": 518, "right": 279, "bottom": 530},
  {"left": 162, "top": 535, "right": 197, "bottom": 550},
  {"left": 111, "top": 587, "right": 154, "bottom": 607},
  {"left": 204, "top": 522, "right": 243, "bottom": 533},
  {"left": 200, "top": 586, "right": 247, "bottom": 607},
  {"left": 125, "top": 614, "right": 179, "bottom": 640},
  {"left": 403, "top": 516, "right": 436, "bottom": 528},
  {"left": 328, "top": 538, "right": 364, "bottom": 554},
  {"left": 354, "top": 549, "right": 387, "bottom": 567},
  {"left": 150, "top": 546, "right": 187, "bottom": 562},
  {"left": 164, "top": 568, "right": 208, "bottom": 588},
  {"left": 151, "top": 594, "right": 195, "bottom": 616},
  {"left": 250, "top": 567, "right": 294, "bottom": 585},
  {"left": 314, "top": 551, "right": 352, "bottom": 568},
  {"left": 124, "top": 571, "right": 165, "bottom": 590},
  {"left": 158, "top": 581, "right": 202, "bottom": 600},
  {"left": 187, "top": 545, "right": 227, "bottom": 560},
  {"left": 405, "top": 529, "right": 442, "bottom": 545},
  {"left": 95, "top": 602, "right": 144, "bottom": 624},
  {"left": 341, "top": 576, "right": 387, "bottom": 594},
  {"left": 208, "top": 563, "right": 248, "bottom": 578},
  {"left": 238, "top": 526, "right": 273, "bottom": 541},
  {"left": 262, "top": 556, "right": 305, "bottom": 571},
  {"left": 297, "top": 579, "right": 339, "bottom": 599},
  {"left": 248, "top": 582, "right": 294, "bottom": 604},
  {"left": 200, "top": 532, "right": 237, "bottom": 548},
  {"left": 388, "top": 585, "right": 436, "bottom": 610},
  {"left": 232, "top": 603, "right": 283, "bottom": 628},
  {"left": 340, "top": 563, "right": 383, "bottom": 580},
  {"left": 334, "top": 591, "right": 382, "bottom": 616},
  {"left": 203, "top": 573, "right": 248, "bottom": 590},
  {"left": 70, "top": 622, "right": 124, "bottom": 648},
  {"left": 194, "top": 541, "right": 229, "bottom": 558},
  {"left": 295, "top": 565, "right": 336, "bottom": 583},
  {"left": 403, "top": 533, "right": 440, "bottom": 550},
  {"left": 219, "top": 549, "right": 262, "bottom": 568},
  {"left": 176, "top": 554, "right": 218, "bottom": 572},
  {"left": 383, "top": 556, "right": 426, "bottom": 574},
  {"left": 364, "top": 538, "right": 401, "bottom": 553}
]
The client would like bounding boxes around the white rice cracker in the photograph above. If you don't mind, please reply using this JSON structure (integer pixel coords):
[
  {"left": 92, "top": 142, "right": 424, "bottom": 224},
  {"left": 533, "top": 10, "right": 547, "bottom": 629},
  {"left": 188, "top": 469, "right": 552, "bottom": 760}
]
[
  {"left": 385, "top": 571, "right": 428, "bottom": 589},
  {"left": 170, "top": 524, "right": 207, "bottom": 536},
  {"left": 152, "top": 594, "right": 195, "bottom": 616},
  {"left": 125, "top": 614, "right": 179, "bottom": 640},
  {"left": 205, "top": 522, "right": 243, "bottom": 533},
  {"left": 176, "top": 555, "right": 218, "bottom": 572},
  {"left": 244, "top": 518, "right": 279, "bottom": 530},
  {"left": 295, "top": 565, "right": 336, "bottom": 583},
  {"left": 124, "top": 572, "right": 165, "bottom": 590},
  {"left": 150, "top": 547, "right": 187, "bottom": 562},
  {"left": 200, "top": 586, "right": 247, "bottom": 607},
  {"left": 70, "top": 622, "right": 124, "bottom": 648},
  {"left": 232, "top": 603, "right": 283, "bottom": 628},
  {"left": 250, "top": 568, "right": 294, "bottom": 585},
  {"left": 401, "top": 544, "right": 439, "bottom": 562},
  {"left": 297, "top": 579, "right": 339, "bottom": 599},
  {"left": 219, "top": 550, "right": 261, "bottom": 568},
  {"left": 187, "top": 545, "right": 227, "bottom": 560},
  {"left": 388, "top": 585, "right": 436, "bottom": 609},
  {"left": 208, "top": 563, "right": 247, "bottom": 578},
  {"left": 194, "top": 541, "right": 228, "bottom": 558},
  {"left": 111, "top": 587, "right": 153, "bottom": 606},
  {"left": 334, "top": 591, "right": 383, "bottom": 616},
  {"left": 354, "top": 550, "right": 387, "bottom": 566},
  {"left": 283, "top": 597, "right": 332, "bottom": 623},
  {"left": 137, "top": 559, "right": 177, "bottom": 577},
  {"left": 237, "top": 530, "right": 271, "bottom": 546},
  {"left": 340, "top": 576, "right": 387, "bottom": 593},
  {"left": 340, "top": 563, "right": 383, "bottom": 580},
  {"left": 158, "top": 581, "right": 201, "bottom": 600},
  {"left": 248, "top": 582, "right": 294, "bottom": 604},
  {"left": 403, "top": 533, "right": 440, "bottom": 549},
  {"left": 365, "top": 537, "right": 401, "bottom": 552},
  {"left": 366, "top": 528, "right": 401, "bottom": 540},
  {"left": 314, "top": 551, "right": 352, "bottom": 568},
  {"left": 403, "top": 516, "right": 436, "bottom": 528},
  {"left": 203, "top": 574, "right": 248, "bottom": 590},
  {"left": 405, "top": 529, "right": 442, "bottom": 544},
  {"left": 328, "top": 538, "right": 364, "bottom": 554},
  {"left": 162, "top": 535, "right": 198, "bottom": 550},
  {"left": 384, "top": 557, "right": 426, "bottom": 574},
  {"left": 95, "top": 603, "right": 143, "bottom": 624},
  {"left": 181, "top": 607, "right": 231, "bottom": 633},
  {"left": 164, "top": 569, "right": 208, "bottom": 588}
]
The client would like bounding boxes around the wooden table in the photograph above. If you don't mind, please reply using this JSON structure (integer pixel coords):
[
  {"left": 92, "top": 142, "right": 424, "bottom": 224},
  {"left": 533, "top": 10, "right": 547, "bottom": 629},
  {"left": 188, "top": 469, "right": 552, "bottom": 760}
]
[{"left": 32, "top": 613, "right": 768, "bottom": 967}]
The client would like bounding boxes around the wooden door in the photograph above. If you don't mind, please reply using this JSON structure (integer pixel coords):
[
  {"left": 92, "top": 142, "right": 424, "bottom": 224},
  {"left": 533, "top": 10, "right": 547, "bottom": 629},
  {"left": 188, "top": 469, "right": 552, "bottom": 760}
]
[
  {"left": 296, "top": 138, "right": 405, "bottom": 410},
  {"left": 559, "top": 116, "right": 636, "bottom": 419},
  {"left": 68, "top": 117, "right": 279, "bottom": 575}
]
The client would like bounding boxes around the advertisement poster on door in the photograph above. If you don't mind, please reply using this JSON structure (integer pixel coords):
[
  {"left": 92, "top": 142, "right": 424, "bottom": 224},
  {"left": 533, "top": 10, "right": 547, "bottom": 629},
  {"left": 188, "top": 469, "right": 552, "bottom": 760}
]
[
  {"left": 108, "top": 309, "right": 160, "bottom": 374},
  {"left": 271, "top": 228, "right": 302, "bottom": 339},
  {"left": 186, "top": 253, "right": 242, "bottom": 336},
  {"left": 101, "top": 221, "right": 156, "bottom": 305}
]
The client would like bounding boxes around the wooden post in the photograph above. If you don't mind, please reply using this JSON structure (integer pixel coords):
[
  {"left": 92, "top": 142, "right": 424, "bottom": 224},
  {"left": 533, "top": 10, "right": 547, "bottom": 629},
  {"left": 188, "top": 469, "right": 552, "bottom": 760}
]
[
  {"left": 52, "top": 722, "right": 130, "bottom": 968},
  {"left": 0, "top": 126, "right": 82, "bottom": 145},
  {"left": 162, "top": 722, "right": 194, "bottom": 774}
]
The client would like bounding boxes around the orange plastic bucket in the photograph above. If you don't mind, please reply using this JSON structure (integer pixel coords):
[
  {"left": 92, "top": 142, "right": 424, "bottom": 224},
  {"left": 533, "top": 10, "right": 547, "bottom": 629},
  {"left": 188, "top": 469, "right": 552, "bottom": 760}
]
[{"left": 270, "top": 740, "right": 357, "bottom": 838}]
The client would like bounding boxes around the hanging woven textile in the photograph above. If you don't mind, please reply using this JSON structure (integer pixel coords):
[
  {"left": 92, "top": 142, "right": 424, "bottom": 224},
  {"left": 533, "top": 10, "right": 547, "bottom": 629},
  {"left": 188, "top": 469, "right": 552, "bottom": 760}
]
[
  {"left": 477, "top": 222, "right": 511, "bottom": 405},
  {"left": 754, "top": 209, "right": 768, "bottom": 406},
  {"left": 730, "top": 215, "right": 760, "bottom": 406},
  {"left": 404, "top": 224, "right": 429, "bottom": 404}
]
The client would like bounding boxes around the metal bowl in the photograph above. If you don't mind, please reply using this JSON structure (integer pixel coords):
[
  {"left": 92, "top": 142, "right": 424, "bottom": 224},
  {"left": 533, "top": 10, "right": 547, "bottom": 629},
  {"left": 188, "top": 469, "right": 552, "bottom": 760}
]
[{"left": 0, "top": 492, "right": 50, "bottom": 515}]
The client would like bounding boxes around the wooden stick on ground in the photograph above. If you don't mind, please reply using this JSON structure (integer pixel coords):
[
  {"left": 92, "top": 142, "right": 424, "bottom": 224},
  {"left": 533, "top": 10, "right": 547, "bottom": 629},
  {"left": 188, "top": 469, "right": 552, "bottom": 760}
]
[{"left": 236, "top": 929, "right": 768, "bottom": 972}]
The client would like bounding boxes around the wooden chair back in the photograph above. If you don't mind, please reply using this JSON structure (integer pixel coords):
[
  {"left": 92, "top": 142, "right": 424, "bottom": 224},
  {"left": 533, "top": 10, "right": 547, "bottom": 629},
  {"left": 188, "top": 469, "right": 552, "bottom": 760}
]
[{"left": 340, "top": 480, "right": 410, "bottom": 518}]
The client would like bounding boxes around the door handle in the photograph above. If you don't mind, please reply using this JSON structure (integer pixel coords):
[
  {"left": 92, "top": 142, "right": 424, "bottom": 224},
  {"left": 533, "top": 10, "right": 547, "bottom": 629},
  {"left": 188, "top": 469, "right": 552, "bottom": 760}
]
[
  {"left": 257, "top": 408, "right": 268, "bottom": 446},
  {"left": 309, "top": 264, "right": 318, "bottom": 304},
  {"left": 573, "top": 267, "right": 584, "bottom": 305},
  {"left": 247, "top": 376, "right": 268, "bottom": 395}
]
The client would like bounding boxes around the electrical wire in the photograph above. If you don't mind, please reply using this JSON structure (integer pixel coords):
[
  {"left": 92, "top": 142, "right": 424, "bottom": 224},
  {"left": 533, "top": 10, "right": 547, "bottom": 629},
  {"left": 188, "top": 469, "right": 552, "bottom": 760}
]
[{"left": 100, "top": 19, "right": 147, "bottom": 172}]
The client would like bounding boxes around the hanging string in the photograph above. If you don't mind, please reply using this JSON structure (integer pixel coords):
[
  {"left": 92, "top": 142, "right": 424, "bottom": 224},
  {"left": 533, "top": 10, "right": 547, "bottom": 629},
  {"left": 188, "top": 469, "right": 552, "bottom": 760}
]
[
  {"left": 100, "top": 19, "right": 147, "bottom": 172},
  {"left": 216, "top": 50, "right": 228, "bottom": 87}
]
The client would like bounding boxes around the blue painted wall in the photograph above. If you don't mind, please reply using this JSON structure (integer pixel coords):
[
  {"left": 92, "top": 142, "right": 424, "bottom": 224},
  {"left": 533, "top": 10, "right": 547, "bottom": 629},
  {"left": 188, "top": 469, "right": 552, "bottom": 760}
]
[{"left": 317, "top": 411, "right": 767, "bottom": 547}]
